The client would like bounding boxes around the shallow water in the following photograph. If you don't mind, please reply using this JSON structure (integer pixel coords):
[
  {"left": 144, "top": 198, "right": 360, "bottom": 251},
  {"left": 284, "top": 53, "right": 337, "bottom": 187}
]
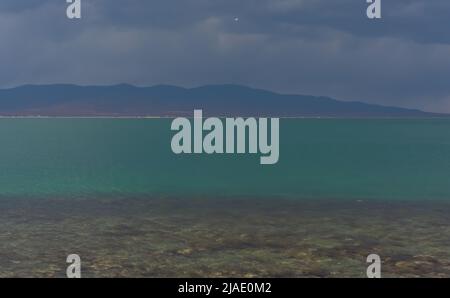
[
  {"left": 1, "top": 196, "right": 450, "bottom": 278},
  {"left": 0, "top": 118, "right": 449, "bottom": 277}
]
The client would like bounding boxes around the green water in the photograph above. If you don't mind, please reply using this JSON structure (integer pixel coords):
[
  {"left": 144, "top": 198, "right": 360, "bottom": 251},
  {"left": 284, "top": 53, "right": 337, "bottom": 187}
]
[
  {"left": 0, "top": 118, "right": 449, "bottom": 200},
  {"left": 1, "top": 118, "right": 450, "bottom": 278}
]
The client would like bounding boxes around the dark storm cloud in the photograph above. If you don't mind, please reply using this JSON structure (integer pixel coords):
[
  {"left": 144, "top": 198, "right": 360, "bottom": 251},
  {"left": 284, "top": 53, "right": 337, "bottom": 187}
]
[{"left": 1, "top": 0, "right": 450, "bottom": 112}]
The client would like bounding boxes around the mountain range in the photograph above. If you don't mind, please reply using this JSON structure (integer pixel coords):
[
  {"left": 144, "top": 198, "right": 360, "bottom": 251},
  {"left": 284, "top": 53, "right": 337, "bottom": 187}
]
[{"left": 0, "top": 84, "right": 445, "bottom": 117}]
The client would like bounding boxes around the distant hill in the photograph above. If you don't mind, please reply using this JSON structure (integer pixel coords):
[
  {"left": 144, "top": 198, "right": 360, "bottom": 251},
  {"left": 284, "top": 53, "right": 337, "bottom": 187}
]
[{"left": 0, "top": 84, "right": 445, "bottom": 117}]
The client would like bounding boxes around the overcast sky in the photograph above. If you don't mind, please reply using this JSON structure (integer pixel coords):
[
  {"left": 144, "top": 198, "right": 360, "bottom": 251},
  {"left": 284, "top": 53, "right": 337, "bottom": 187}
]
[{"left": 1, "top": 0, "right": 449, "bottom": 112}]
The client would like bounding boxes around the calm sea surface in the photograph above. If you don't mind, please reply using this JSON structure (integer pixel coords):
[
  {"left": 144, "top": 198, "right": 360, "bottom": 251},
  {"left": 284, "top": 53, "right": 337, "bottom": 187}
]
[
  {"left": 0, "top": 118, "right": 449, "bottom": 200},
  {"left": 1, "top": 118, "right": 450, "bottom": 277}
]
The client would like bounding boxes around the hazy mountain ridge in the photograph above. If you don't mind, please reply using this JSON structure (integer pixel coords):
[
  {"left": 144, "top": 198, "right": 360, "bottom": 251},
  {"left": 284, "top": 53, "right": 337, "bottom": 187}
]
[{"left": 0, "top": 84, "right": 445, "bottom": 117}]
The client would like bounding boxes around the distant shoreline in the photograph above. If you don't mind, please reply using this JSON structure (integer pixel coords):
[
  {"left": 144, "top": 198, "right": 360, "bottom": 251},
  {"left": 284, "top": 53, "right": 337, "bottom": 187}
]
[{"left": 2, "top": 84, "right": 447, "bottom": 118}]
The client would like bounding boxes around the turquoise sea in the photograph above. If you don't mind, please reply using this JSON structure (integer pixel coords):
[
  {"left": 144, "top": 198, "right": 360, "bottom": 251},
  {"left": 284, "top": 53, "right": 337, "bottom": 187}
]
[
  {"left": 0, "top": 118, "right": 449, "bottom": 200},
  {"left": 1, "top": 118, "right": 450, "bottom": 277}
]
